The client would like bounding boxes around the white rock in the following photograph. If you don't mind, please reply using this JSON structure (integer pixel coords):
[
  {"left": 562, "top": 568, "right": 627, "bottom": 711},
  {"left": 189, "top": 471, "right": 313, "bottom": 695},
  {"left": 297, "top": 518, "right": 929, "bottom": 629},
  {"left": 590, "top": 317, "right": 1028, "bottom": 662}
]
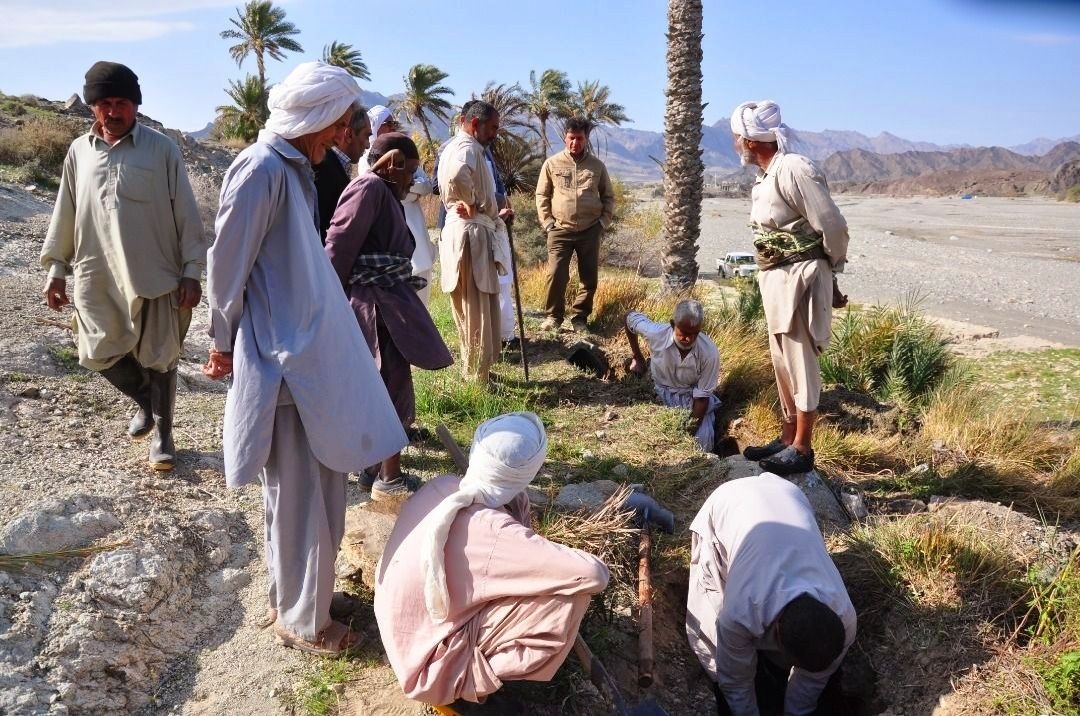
[
  {"left": 553, "top": 480, "right": 620, "bottom": 511},
  {"left": 207, "top": 568, "right": 250, "bottom": 595}
]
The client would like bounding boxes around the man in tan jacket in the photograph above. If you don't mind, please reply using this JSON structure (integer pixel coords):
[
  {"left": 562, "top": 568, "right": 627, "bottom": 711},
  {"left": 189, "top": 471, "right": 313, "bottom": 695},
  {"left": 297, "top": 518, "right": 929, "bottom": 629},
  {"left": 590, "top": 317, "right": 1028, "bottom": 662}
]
[{"left": 535, "top": 117, "right": 615, "bottom": 332}]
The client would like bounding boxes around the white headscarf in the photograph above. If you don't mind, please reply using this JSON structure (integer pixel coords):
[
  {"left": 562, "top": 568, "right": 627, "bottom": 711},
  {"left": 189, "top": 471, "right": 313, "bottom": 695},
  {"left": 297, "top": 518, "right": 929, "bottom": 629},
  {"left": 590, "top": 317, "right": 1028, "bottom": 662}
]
[
  {"left": 419, "top": 412, "right": 548, "bottom": 622},
  {"left": 367, "top": 104, "right": 398, "bottom": 136},
  {"left": 264, "top": 61, "right": 361, "bottom": 140},
  {"left": 730, "top": 100, "right": 791, "bottom": 154}
]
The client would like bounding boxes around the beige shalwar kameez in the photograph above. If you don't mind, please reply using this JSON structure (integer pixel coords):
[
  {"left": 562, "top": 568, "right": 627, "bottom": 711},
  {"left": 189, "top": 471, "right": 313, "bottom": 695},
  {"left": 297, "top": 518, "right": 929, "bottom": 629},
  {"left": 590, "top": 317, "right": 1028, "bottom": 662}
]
[
  {"left": 375, "top": 474, "right": 609, "bottom": 705},
  {"left": 437, "top": 130, "right": 510, "bottom": 379},
  {"left": 751, "top": 152, "right": 848, "bottom": 416},
  {"left": 41, "top": 122, "right": 205, "bottom": 372},
  {"left": 687, "top": 475, "right": 857, "bottom": 716}
]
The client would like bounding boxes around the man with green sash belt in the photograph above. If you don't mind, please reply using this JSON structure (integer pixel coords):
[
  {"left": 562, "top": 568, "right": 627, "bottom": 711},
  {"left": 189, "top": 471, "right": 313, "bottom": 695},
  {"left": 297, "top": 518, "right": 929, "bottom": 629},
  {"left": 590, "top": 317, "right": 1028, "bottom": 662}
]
[{"left": 731, "top": 101, "right": 849, "bottom": 475}]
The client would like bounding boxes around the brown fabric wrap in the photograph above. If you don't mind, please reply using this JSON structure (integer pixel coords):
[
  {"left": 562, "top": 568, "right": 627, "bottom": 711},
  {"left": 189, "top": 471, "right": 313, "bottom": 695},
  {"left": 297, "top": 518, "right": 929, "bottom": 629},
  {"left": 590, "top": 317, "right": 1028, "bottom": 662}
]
[{"left": 755, "top": 243, "right": 828, "bottom": 271}]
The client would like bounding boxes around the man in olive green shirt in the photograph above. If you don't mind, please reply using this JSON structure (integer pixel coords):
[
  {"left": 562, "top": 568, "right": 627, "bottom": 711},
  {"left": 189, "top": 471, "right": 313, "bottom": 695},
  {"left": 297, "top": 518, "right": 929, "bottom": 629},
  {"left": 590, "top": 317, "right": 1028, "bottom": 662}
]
[
  {"left": 535, "top": 117, "right": 615, "bottom": 332},
  {"left": 41, "top": 61, "right": 206, "bottom": 471}
]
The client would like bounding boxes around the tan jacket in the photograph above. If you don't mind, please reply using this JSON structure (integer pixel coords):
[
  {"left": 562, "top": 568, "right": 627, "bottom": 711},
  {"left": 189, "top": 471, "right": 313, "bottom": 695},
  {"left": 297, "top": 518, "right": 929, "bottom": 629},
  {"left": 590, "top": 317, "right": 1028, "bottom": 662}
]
[{"left": 535, "top": 149, "right": 615, "bottom": 233}]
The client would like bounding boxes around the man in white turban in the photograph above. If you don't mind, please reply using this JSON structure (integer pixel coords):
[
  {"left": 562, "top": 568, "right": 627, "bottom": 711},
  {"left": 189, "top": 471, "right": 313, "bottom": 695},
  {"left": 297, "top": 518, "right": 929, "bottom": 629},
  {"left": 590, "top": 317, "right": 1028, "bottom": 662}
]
[
  {"left": 374, "top": 412, "right": 610, "bottom": 710},
  {"left": 730, "top": 101, "right": 850, "bottom": 475},
  {"left": 204, "top": 61, "right": 407, "bottom": 656}
]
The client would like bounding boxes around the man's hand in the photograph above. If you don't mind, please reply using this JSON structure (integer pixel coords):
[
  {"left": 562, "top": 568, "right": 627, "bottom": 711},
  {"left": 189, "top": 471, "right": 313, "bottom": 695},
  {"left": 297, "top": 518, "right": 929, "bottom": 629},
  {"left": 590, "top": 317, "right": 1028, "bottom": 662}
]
[
  {"left": 43, "top": 277, "right": 69, "bottom": 311},
  {"left": 684, "top": 415, "right": 701, "bottom": 436},
  {"left": 178, "top": 278, "right": 202, "bottom": 309},
  {"left": 454, "top": 201, "right": 476, "bottom": 220},
  {"left": 202, "top": 348, "right": 233, "bottom": 380},
  {"left": 628, "top": 357, "right": 647, "bottom": 376},
  {"left": 498, "top": 207, "right": 514, "bottom": 225}
]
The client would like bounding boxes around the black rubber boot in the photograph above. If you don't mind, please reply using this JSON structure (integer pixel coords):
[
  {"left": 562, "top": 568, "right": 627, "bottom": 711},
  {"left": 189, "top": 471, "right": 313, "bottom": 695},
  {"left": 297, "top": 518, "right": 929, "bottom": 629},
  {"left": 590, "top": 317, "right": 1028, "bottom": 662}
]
[
  {"left": 98, "top": 355, "right": 153, "bottom": 437},
  {"left": 148, "top": 368, "right": 177, "bottom": 471}
]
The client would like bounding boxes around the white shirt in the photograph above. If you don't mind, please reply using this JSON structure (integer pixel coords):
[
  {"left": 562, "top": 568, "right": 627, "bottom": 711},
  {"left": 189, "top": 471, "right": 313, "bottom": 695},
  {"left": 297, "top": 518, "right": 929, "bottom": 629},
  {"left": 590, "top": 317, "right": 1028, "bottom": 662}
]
[
  {"left": 686, "top": 475, "right": 857, "bottom": 716},
  {"left": 625, "top": 311, "right": 720, "bottom": 398}
]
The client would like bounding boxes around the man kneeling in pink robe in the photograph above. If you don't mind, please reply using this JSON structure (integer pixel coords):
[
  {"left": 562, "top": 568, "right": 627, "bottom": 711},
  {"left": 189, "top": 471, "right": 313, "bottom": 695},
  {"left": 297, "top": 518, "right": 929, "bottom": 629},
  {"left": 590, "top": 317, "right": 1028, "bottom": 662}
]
[{"left": 374, "top": 412, "right": 610, "bottom": 711}]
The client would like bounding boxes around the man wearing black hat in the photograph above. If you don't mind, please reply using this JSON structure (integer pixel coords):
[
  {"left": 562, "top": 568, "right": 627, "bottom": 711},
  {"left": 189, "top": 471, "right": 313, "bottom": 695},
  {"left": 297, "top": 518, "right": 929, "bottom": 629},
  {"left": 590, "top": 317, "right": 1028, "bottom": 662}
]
[{"left": 41, "top": 61, "right": 206, "bottom": 471}]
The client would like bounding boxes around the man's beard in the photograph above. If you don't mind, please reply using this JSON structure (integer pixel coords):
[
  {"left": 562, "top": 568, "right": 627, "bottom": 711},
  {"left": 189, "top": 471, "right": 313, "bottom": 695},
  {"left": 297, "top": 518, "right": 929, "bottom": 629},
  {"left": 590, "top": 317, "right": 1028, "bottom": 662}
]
[{"left": 739, "top": 150, "right": 754, "bottom": 166}]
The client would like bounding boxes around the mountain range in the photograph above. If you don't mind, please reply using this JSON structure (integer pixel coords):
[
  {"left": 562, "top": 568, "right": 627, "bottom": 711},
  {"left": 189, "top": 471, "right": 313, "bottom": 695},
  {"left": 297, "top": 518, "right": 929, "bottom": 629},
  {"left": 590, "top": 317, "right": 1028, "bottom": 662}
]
[{"left": 187, "top": 93, "right": 1079, "bottom": 188}]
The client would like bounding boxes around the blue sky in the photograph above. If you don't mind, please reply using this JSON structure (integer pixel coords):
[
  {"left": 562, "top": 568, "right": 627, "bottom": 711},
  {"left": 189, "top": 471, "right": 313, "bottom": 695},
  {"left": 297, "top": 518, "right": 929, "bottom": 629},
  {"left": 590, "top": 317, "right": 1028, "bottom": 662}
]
[{"left": 0, "top": 0, "right": 1077, "bottom": 147}]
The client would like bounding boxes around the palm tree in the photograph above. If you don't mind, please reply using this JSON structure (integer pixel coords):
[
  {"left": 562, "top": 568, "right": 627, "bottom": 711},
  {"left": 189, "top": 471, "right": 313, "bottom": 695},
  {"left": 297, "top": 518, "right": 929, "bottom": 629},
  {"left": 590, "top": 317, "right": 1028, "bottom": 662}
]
[
  {"left": 660, "top": 0, "right": 704, "bottom": 294},
  {"left": 400, "top": 64, "right": 455, "bottom": 144},
  {"left": 564, "top": 80, "right": 630, "bottom": 129},
  {"left": 322, "top": 41, "right": 370, "bottom": 80},
  {"left": 478, "top": 82, "right": 530, "bottom": 135},
  {"left": 215, "top": 74, "right": 268, "bottom": 143},
  {"left": 563, "top": 80, "right": 630, "bottom": 153},
  {"left": 489, "top": 133, "right": 544, "bottom": 194},
  {"left": 525, "top": 69, "right": 571, "bottom": 155},
  {"left": 220, "top": 1, "right": 303, "bottom": 90}
]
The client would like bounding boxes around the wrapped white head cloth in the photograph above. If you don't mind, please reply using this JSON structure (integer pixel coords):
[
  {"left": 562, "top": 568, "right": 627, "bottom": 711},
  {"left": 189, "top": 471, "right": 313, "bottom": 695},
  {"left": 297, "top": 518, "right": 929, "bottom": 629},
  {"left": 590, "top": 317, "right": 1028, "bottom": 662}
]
[
  {"left": 419, "top": 412, "right": 548, "bottom": 622},
  {"left": 730, "top": 100, "right": 790, "bottom": 154},
  {"left": 264, "top": 61, "right": 361, "bottom": 140}
]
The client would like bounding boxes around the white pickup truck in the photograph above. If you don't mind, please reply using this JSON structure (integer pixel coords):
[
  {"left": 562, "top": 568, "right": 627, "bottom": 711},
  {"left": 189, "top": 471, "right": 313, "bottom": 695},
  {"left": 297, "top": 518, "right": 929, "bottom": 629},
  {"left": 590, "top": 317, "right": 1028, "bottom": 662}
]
[{"left": 716, "top": 251, "right": 758, "bottom": 278}]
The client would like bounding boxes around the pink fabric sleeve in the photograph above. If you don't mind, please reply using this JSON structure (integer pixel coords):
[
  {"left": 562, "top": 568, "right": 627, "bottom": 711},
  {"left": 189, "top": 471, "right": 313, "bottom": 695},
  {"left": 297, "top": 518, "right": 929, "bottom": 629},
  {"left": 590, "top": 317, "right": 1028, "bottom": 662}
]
[{"left": 479, "top": 514, "right": 609, "bottom": 602}]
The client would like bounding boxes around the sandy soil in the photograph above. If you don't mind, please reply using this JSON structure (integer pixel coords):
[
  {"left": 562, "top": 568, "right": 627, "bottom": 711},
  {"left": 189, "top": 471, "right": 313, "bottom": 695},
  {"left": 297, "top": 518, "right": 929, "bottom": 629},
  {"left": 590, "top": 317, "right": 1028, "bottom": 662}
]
[{"left": 697, "top": 196, "right": 1080, "bottom": 347}]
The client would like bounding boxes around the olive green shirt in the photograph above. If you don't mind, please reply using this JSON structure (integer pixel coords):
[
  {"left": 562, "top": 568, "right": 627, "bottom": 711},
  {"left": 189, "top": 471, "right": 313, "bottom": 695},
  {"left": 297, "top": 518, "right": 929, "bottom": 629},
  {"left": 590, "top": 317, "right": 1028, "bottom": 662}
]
[
  {"left": 535, "top": 149, "right": 615, "bottom": 233},
  {"left": 41, "top": 122, "right": 205, "bottom": 293}
]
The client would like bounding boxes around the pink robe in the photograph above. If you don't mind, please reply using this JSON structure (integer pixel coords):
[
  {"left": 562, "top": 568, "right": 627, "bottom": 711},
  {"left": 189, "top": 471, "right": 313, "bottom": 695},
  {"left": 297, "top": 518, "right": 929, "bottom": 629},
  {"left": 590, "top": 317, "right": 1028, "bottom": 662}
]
[{"left": 374, "top": 475, "right": 610, "bottom": 705}]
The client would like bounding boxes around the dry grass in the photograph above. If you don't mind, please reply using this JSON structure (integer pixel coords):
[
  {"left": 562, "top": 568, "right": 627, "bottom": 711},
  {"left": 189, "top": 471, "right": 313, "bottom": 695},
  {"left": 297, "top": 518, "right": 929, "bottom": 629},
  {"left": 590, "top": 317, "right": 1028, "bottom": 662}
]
[
  {"left": 0, "top": 541, "right": 128, "bottom": 571},
  {"left": 918, "top": 379, "right": 1080, "bottom": 515},
  {"left": 536, "top": 484, "right": 638, "bottom": 567},
  {"left": 846, "top": 513, "right": 1026, "bottom": 612}
]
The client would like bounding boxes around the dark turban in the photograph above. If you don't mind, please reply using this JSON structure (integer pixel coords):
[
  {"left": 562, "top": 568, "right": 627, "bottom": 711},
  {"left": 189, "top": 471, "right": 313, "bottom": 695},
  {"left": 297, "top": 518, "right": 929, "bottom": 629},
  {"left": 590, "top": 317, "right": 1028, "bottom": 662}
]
[
  {"left": 368, "top": 132, "right": 420, "bottom": 163},
  {"left": 83, "top": 62, "right": 142, "bottom": 105}
]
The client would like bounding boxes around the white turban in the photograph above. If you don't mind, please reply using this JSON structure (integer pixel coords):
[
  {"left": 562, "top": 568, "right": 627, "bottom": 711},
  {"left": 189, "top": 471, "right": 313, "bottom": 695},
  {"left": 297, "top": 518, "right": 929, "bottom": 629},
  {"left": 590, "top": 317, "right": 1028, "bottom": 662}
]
[
  {"left": 730, "top": 100, "right": 791, "bottom": 154},
  {"left": 419, "top": 412, "right": 548, "bottom": 622},
  {"left": 264, "top": 61, "right": 361, "bottom": 140}
]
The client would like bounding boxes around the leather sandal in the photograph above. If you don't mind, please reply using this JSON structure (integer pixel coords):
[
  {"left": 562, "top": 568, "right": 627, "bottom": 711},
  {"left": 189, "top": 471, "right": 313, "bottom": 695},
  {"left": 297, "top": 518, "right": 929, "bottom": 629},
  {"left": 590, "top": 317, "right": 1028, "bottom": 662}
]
[{"left": 274, "top": 620, "right": 361, "bottom": 656}]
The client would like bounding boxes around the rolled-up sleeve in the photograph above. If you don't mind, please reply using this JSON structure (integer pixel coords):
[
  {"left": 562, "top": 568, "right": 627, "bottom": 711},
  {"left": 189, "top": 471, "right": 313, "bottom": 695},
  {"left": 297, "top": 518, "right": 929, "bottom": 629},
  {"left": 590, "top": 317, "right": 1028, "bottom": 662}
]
[{"left": 207, "top": 158, "right": 279, "bottom": 352}]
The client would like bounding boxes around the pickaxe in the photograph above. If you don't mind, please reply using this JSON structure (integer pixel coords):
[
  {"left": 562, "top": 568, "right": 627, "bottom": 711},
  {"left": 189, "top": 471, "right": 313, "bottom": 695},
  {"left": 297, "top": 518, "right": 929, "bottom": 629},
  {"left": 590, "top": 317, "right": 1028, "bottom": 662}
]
[{"left": 622, "top": 488, "right": 675, "bottom": 689}]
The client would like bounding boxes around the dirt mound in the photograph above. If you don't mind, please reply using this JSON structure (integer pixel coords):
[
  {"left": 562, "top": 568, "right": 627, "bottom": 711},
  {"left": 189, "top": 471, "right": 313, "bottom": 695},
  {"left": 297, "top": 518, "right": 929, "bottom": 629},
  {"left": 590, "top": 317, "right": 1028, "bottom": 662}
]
[{"left": 818, "top": 386, "right": 903, "bottom": 436}]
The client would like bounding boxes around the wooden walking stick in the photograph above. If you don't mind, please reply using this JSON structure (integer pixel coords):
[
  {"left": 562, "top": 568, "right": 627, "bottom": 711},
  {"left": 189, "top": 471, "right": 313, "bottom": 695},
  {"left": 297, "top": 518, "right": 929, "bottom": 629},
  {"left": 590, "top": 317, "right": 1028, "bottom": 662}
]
[{"left": 505, "top": 222, "right": 530, "bottom": 381}]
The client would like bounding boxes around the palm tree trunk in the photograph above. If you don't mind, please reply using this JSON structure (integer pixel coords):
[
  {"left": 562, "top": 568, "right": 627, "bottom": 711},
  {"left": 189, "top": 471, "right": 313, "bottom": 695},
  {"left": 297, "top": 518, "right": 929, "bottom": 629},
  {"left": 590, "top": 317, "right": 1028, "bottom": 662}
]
[
  {"left": 256, "top": 50, "right": 266, "bottom": 92},
  {"left": 419, "top": 114, "right": 433, "bottom": 145},
  {"left": 660, "top": 0, "right": 704, "bottom": 295},
  {"left": 539, "top": 115, "right": 549, "bottom": 155}
]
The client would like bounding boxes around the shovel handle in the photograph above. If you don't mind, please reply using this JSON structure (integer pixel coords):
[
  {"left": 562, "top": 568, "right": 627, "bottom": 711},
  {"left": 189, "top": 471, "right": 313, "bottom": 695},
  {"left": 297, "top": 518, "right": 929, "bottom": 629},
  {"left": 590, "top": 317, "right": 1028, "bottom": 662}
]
[
  {"left": 638, "top": 525, "right": 655, "bottom": 688},
  {"left": 435, "top": 423, "right": 470, "bottom": 474}
]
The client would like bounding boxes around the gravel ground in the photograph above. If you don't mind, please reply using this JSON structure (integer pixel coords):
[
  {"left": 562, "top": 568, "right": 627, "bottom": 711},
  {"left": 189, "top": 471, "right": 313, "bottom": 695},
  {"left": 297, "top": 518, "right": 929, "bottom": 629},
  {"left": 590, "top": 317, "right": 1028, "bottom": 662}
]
[{"left": 697, "top": 195, "right": 1080, "bottom": 346}]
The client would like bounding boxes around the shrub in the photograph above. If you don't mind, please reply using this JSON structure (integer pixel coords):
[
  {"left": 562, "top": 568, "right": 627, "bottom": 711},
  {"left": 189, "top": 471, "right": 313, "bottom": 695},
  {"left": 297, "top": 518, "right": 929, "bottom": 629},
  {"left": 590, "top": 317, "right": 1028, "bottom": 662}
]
[
  {"left": 0, "top": 115, "right": 79, "bottom": 177},
  {"left": 1065, "top": 185, "right": 1080, "bottom": 203},
  {"left": 509, "top": 192, "right": 546, "bottom": 266},
  {"left": 820, "top": 296, "right": 953, "bottom": 407}
]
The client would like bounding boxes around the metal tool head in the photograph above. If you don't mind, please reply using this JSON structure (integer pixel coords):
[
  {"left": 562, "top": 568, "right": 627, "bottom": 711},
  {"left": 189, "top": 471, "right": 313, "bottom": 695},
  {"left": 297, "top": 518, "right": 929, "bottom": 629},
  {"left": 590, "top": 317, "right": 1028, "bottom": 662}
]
[{"left": 622, "top": 490, "right": 675, "bottom": 534}]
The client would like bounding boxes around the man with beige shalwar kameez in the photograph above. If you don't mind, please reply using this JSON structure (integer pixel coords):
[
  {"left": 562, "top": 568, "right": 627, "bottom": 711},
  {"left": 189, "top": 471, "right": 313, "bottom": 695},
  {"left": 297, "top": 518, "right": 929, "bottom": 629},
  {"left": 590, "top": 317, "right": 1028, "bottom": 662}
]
[
  {"left": 375, "top": 412, "right": 610, "bottom": 713},
  {"left": 41, "top": 61, "right": 206, "bottom": 471},
  {"left": 437, "top": 101, "right": 512, "bottom": 381},
  {"left": 732, "top": 101, "right": 849, "bottom": 476}
]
